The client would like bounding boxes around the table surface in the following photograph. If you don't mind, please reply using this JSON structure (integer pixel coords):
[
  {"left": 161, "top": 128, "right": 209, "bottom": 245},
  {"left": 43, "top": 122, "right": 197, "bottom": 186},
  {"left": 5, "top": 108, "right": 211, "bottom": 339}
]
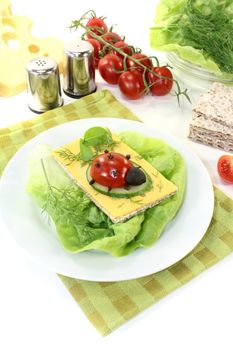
[{"left": 0, "top": 1, "right": 232, "bottom": 349}]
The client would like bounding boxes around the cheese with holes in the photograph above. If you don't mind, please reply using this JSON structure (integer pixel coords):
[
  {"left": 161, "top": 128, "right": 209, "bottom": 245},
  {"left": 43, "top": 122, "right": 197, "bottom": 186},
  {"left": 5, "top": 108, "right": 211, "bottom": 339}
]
[
  {"left": 53, "top": 135, "right": 178, "bottom": 223},
  {"left": 0, "top": 0, "right": 12, "bottom": 17},
  {"left": 0, "top": 15, "right": 63, "bottom": 97}
]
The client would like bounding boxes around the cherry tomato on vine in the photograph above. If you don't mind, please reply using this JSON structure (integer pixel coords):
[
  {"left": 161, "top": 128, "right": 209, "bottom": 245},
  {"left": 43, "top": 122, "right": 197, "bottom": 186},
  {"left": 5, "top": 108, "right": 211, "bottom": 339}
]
[
  {"left": 146, "top": 66, "right": 173, "bottom": 96},
  {"left": 98, "top": 54, "right": 123, "bottom": 84},
  {"left": 90, "top": 152, "right": 133, "bottom": 188},
  {"left": 86, "top": 17, "right": 108, "bottom": 39},
  {"left": 217, "top": 155, "right": 233, "bottom": 183},
  {"left": 101, "top": 31, "right": 122, "bottom": 45},
  {"left": 118, "top": 70, "right": 146, "bottom": 100},
  {"left": 113, "top": 41, "right": 134, "bottom": 58},
  {"left": 86, "top": 38, "right": 102, "bottom": 67},
  {"left": 126, "top": 53, "right": 153, "bottom": 72}
]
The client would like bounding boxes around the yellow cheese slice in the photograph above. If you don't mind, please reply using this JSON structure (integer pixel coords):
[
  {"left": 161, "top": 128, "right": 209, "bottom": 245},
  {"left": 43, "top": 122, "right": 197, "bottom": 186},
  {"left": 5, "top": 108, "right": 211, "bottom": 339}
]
[
  {"left": 53, "top": 135, "right": 178, "bottom": 223},
  {"left": 0, "top": 15, "right": 63, "bottom": 97}
]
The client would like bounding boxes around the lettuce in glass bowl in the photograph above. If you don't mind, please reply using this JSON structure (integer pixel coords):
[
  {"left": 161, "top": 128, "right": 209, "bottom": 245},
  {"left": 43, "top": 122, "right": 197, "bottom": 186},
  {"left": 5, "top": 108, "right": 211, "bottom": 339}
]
[{"left": 150, "top": 0, "right": 233, "bottom": 84}]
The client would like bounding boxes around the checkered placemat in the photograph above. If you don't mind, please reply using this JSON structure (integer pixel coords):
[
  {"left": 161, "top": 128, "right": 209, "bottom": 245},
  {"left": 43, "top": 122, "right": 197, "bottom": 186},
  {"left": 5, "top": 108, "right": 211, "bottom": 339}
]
[
  {"left": 0, "top": 89, "right": 139, "bottom": 175},
  {"left": 1, "top": 89, "right": 233, "bottom": 336}
]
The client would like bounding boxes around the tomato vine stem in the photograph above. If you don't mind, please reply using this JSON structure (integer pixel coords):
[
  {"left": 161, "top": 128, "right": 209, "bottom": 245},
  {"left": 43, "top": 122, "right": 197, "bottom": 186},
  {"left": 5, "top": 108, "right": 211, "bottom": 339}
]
[{"left": 70, "top": 11, "right": 191, "bottom": 105}]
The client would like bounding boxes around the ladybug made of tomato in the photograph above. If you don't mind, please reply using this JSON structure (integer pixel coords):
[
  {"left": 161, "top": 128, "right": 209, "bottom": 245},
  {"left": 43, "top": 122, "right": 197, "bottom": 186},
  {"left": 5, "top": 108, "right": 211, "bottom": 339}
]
[{"left": 89, "top": 150, "right": 146, "bottom": 190}]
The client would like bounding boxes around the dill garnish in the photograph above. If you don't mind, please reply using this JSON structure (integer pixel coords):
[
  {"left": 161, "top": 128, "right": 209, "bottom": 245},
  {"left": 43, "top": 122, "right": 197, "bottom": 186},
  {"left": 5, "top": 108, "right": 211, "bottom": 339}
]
[
  {"left": 152, "top": 171, "right": 159, "bottom": 178},
  {"left": 129, "top": 198, "right": 146, "bottom": 205},
  {"left": 40, "top": 159, "right": 114, "bottom": 245},
  {"left": 117, "top": 202, "right": 125, "bottom": 209},
  {"left": 56, "top": 148, "right": 81, "bottom": 165},
  {"left": 178, "top": 0, "right": 233, "bottom": 73},
  {"left": 156, "top": 181, "right": 163, "bottom": 192},
  {"left": 135, "top": 155, "right": 143, "bottom": 160}
]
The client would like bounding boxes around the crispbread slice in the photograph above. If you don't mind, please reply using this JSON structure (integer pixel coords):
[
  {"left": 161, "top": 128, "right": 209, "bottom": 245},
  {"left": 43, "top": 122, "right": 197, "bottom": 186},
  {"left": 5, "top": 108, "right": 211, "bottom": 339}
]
[
  {"left": 193, "top": 83, "right": 233, "bottom": 127},
  {"left": 188, "top": 83, "right": 233, "bottom": 152},
  {"left": 191, "top": 111, "right": 233, "bottom": 135},
  {"left": 189, "top": 125, "right": 233, "bottom": 152}
]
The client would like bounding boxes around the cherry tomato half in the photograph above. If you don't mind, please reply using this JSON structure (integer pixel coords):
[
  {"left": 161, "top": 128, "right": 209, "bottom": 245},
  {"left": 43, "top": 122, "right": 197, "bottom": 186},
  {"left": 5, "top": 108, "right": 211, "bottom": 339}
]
[
  {"left": 126, "top": 53, "right": 153, "bottom": 72},
  {"left": 98, "top": 54, "right": 123, "bottom": 84},
  {"left": 118, "top": 70, "right": 146, "bottom": 100},
  {"left": 113, "top": 41, "right": 134, "bottom": 58},
  {"left": 86, "top": 17, "right": 108, "bottom": 39},
  {"left": 146, "top": 66, "right": 173, "bottom": 96},
  {"left": 90, "top": 152, "right": 132, "bottom": 188},
  {"left": 86, "top": 38, "right": 102, "bottom": 68},
  {"left": 217, "top": 155, "right": 233, "bottom": 183}
]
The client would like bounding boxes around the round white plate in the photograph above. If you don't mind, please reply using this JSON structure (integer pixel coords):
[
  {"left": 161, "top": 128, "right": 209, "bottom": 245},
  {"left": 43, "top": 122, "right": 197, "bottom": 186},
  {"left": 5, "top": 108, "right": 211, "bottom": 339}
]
[{"left": 0, "top": 118, "right": 214, "bottom": 281}]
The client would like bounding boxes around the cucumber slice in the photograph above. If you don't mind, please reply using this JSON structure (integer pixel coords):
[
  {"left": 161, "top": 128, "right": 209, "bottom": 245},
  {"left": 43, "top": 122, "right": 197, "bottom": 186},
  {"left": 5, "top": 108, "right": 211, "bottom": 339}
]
[{"left": 86, "top": 166, "right": 152, "bottom": 198}]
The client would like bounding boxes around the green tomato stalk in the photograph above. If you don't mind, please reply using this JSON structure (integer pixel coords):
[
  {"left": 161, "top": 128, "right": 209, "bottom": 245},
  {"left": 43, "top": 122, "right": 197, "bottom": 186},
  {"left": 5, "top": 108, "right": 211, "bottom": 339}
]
[{"left": 70, "top": 10, "right": 191, "bottom": 105}]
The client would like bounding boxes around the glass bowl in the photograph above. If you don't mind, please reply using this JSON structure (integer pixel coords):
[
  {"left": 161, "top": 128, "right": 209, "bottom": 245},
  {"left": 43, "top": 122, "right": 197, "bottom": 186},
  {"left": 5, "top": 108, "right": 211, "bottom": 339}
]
[{"left": 167, "top": 52, "right": 233, "bottom": 91}]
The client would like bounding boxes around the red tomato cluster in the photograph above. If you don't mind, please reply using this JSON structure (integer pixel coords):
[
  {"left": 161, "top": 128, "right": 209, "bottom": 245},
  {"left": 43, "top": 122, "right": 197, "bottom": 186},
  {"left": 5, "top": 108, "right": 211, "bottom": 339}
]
[{"left": 85, "top": 16, "right": 173, "bottom": 100}]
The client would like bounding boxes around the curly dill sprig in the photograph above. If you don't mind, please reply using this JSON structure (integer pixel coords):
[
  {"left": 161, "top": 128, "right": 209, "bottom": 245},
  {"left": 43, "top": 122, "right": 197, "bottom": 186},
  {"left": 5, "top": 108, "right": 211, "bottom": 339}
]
[{"left": 180, "top": 0, "right": 233, "bottom": 74}]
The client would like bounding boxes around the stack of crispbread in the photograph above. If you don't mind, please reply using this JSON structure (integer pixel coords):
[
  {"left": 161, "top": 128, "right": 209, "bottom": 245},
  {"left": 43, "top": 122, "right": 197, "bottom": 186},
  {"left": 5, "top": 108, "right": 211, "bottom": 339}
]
[{"left": 188, "top": 83, "right": 233, "bottom": 152}]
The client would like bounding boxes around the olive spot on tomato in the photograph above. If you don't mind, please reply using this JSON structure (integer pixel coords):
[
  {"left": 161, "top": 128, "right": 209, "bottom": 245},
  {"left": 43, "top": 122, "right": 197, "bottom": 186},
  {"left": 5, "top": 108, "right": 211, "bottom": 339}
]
[
  {"left": 126, "top": 154, "right": 131, "bottom": 159},
  {"left": 95, "top": 163, "right": 101, "bottom": 168},
  {"left": 108, "top": 153, "right": 113, "bottom": 160},
  {"left": 125, "top": 167, "right": 146, "bottom": 186}
]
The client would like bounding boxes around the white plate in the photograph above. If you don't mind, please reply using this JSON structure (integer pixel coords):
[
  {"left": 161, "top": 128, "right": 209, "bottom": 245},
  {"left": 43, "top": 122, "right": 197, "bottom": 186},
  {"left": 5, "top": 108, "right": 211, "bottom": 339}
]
[{"left": 0, "top": 118, "right": 214, "bottom": 281}]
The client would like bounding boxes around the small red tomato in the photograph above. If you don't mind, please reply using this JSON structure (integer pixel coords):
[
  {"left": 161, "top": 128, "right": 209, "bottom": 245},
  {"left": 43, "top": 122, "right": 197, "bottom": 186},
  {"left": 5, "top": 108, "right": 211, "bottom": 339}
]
[
  {"left": 90, "top": 152, "right": 133, "bottom": 188},
  {"left": 113, "top": 41, "right": 134, "bottom": 58},
  {"left": 217, "top": 155, "right": 233, "bottom": 183},
  {"left": 98, "top": 54, "right": 123, "bottom": 84},
  {"left": 101, "top": 31, "right": 122, "bottom": 45},
  {"left": 118, "top": 70, "right": 146, "bottom": 100},
  {"left": 126, "top": 53, "right": 153, "bottom": 72},
  {"left": 86, "top": 17, "right": 108, "bottom": 39},
  {"left": 86, "top": 38, "right": 102, "bottom": 68},
  {"left": 146, "top": 66, "right": 173, "bottom": 96}
]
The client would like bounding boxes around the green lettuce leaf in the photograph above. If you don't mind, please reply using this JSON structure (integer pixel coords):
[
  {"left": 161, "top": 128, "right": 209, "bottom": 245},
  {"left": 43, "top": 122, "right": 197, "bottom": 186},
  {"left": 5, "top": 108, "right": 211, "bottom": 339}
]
[
  {"left": 150, "top": 0, "right": 233, "bottom": 75},
  {"left": 26, "top": 132, "right": 186, "bottom": 257}
]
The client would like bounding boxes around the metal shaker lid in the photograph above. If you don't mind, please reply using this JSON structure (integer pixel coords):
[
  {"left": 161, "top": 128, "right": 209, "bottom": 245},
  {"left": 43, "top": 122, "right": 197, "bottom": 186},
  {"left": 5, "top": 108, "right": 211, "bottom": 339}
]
[
  {"left": 64, "top": 39, "right": 94, "bottom": 58},
  {"left": 26, "top": 57, "right": 57, "bottom": 73},
  {"left": 26, "top": 56, "right": 63, "bottom": 113}
]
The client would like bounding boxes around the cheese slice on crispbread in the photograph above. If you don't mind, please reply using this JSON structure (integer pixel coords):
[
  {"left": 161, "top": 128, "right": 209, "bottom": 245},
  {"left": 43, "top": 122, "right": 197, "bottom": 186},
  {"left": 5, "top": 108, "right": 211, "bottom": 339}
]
[{"left": 53, "top": 135, "right": 178, "bottom": 223}]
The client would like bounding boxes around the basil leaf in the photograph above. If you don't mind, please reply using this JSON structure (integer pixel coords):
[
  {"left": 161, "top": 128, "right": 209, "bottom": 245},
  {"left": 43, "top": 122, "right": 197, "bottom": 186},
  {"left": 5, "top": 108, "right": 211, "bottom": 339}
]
[
  {"left": 83, "top": 127, "right": 112, "bottom": 147},
  {"left": 80, "top": 138, "right": 94, "bottom": 162}
]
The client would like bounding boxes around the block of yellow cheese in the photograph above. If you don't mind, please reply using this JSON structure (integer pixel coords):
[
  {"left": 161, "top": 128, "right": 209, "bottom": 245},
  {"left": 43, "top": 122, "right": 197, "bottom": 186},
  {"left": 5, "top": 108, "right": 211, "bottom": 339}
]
[
  {"left": 0, "top": 0, "right": 12, "bottom": 17},
  {"left": 0, "top": 15, "right": 63, "bottom": 97},
  {"left": 53, "top": 135, "right": 178, "bottom": 223}
]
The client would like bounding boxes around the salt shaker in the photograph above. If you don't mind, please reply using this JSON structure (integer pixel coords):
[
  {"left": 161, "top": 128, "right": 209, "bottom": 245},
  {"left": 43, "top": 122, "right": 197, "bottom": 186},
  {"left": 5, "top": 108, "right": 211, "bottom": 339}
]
[
  {"left": 63, "top": 39, "right": 96, "bottom": 98},
  {"left": 26, "top": 57, "right": 63, "bottom": 113}
]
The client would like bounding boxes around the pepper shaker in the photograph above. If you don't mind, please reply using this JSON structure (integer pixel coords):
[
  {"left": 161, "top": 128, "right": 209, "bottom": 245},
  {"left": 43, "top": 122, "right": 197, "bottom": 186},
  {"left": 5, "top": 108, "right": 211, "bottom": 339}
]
[{"left": 63, "top": 39, "right": 96, "bottom": 98}]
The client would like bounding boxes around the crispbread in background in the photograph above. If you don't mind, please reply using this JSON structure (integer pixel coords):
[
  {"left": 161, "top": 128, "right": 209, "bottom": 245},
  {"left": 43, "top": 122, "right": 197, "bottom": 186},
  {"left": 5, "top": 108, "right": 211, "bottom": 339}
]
[{"left": 189, "top": 83, "right": 233, "bottom": 152}]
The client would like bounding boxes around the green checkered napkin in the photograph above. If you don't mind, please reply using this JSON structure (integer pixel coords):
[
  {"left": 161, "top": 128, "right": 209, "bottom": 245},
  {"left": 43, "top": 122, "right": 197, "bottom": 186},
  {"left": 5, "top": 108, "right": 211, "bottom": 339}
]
[{"left": 1, "top": 89, "right": 233, "bottom": 336}]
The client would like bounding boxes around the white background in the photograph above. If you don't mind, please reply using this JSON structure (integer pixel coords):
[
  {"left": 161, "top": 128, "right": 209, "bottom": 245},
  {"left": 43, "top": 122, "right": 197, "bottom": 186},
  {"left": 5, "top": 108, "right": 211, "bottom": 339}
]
[{"left": 0, "top": 0, "right": 233, "bottom": 349}]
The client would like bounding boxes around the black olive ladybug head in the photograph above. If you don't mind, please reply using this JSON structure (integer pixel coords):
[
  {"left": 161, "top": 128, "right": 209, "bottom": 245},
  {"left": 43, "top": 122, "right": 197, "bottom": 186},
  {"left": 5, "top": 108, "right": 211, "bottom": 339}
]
[{"left": 125, "top": 167, "right": 146, "bottom": 186}]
